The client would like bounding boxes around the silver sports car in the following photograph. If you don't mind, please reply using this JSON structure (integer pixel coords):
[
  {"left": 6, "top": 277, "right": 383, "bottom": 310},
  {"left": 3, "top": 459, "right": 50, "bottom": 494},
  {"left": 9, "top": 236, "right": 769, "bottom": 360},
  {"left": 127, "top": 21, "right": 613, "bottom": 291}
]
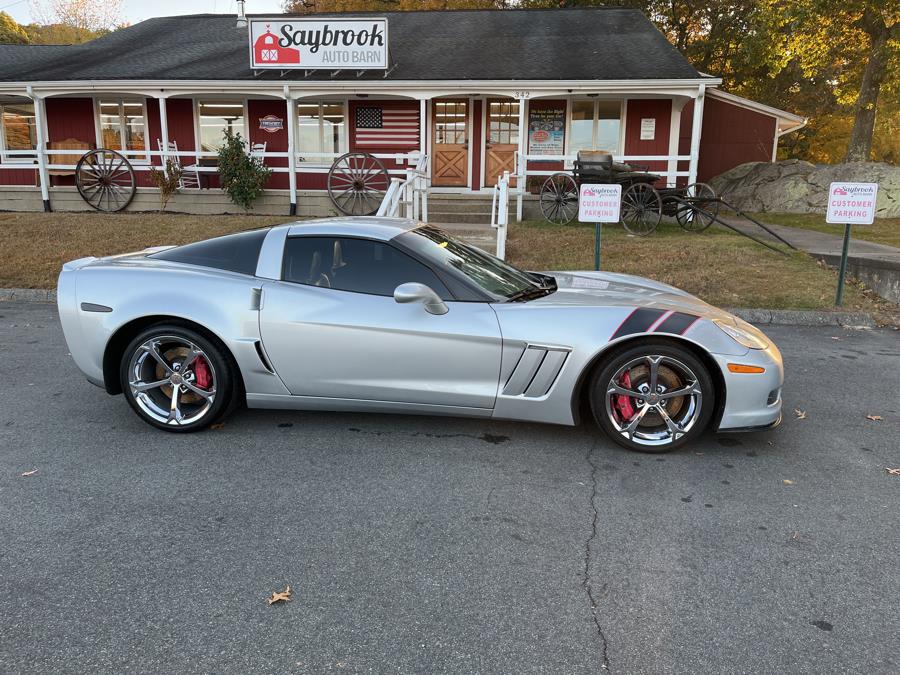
[{"left": 57, "top": 218, "right": 783, "bottom": 452}]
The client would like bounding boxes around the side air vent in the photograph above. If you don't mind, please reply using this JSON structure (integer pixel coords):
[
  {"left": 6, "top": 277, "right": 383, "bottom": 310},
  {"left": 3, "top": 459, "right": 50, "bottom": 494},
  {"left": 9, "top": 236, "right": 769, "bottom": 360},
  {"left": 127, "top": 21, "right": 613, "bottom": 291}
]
[
  {"left": 502, "top": 344, "right": 570, "bottom": 398},
  {"left": 254, "top": 340, "right": 275, "bottom": 374}
]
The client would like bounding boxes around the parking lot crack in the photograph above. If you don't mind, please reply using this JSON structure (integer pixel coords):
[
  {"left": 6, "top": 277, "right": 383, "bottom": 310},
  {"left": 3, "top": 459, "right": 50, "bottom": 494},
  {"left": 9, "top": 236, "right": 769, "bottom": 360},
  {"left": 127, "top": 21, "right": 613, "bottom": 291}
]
[{"left": 582, "top": 441, "right": 610, "bottom": 671}]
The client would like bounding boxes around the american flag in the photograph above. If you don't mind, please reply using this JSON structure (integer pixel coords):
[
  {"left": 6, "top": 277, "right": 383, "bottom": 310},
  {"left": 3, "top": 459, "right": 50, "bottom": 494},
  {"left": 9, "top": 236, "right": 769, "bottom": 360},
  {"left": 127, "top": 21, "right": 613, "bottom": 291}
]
[{"left": 355, "top": 107, "right": 420, "bottom": 148}]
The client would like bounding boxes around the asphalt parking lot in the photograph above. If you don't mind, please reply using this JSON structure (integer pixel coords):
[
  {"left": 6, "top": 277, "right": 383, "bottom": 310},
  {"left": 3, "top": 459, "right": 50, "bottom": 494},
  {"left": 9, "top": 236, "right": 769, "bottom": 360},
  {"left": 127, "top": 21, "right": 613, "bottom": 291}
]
[{"left": 1, "top": 301, "right": 897, "bottom": 674}]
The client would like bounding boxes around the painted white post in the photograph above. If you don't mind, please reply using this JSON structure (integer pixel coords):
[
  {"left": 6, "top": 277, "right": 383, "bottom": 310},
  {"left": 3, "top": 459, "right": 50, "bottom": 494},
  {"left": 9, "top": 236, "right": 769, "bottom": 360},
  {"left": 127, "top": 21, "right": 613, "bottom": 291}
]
[
  {"left": 158, "top": 96, "right": 169, "bottom": 173},
  {"left": 516, "top": 96, "right": 526, "bottom": 222},
  {"left": 667, "top": 98, "right": 686, "bottom": 187},
  {"left": 497, "top": 170, "right": 510, "bottom": 260},
  {"left": 284, "top": 85, "right": 298, "bottom": 216},
  {"left": 27, "top": 87, "right": 50, "bottom": 212},
  {"left": 687, "top": 84, "right": 705, "bottom": 186}
]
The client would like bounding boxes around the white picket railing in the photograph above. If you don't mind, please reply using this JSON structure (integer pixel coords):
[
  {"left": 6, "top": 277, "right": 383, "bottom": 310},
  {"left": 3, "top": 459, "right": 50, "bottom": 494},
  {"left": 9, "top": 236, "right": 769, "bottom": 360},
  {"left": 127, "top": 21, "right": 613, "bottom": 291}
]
[
  {"left": 376, "top": 154, "right": 429, "bottom": 221},
  {"left": 490, "top": 170, "right": 510, "bottom": 260}
]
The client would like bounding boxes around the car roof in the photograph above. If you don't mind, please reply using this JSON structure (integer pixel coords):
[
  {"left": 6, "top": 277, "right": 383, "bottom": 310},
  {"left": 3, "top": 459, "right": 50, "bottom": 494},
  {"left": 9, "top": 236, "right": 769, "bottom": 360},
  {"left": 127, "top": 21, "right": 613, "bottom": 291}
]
[{"left": 285, "top": 217, "right": 419, "bottom": 241}]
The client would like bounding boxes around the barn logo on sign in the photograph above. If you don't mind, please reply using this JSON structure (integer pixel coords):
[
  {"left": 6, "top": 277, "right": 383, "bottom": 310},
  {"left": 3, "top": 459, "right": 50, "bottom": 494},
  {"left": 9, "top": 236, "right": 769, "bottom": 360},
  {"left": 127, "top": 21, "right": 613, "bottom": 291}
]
[
  {"left": 254, "top": 25, "right": 300, "bottom": 65},
  {"left": 259, "top": 115, "right": 284, "bottom": 133}
]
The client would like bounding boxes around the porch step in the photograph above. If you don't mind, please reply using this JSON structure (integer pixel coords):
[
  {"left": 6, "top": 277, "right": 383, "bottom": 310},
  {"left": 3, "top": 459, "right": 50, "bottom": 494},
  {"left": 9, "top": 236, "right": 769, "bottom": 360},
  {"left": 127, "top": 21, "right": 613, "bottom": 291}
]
[{"left": 427, "top": 210, "right": 495, "bottom": 224}]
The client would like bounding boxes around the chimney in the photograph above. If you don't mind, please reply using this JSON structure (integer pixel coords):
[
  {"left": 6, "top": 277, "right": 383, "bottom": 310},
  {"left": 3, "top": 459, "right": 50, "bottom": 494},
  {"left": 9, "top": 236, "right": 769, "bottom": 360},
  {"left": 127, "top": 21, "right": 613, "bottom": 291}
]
[{"left": 236, "top": 1, "right": 247, "bottom": 28}]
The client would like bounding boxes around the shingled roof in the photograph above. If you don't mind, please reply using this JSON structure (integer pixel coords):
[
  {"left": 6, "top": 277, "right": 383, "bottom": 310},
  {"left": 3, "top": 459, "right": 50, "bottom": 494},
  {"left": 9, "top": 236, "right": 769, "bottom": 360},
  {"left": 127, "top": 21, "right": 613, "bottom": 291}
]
[{"left": 0, "top": 8, "right": 704, "bottom": 83}]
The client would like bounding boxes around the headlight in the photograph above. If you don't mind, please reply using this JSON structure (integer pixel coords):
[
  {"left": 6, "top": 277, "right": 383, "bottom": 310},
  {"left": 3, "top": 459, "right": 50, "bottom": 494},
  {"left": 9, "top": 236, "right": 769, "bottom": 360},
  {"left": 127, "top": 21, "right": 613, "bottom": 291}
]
[{"left": 714, "top": 318, "right": 769, "bottom": 350}]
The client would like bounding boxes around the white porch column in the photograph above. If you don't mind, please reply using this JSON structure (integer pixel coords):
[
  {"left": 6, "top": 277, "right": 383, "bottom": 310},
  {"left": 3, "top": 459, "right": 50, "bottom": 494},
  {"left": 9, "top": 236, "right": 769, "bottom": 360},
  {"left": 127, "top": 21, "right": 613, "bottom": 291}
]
[
  {"left": 667, "top": 98, "right": 687, "bottom": 187},
  {"left": 516, "top": 96, "right": 526, "bottom": 222},
  {"left": 419, "top": 98, "right": 426, "bottom": 158},
  {"left": 284, "top": 85, "right": 298, "bottom": 216},
  {"left": 27, "top": 87, "right": 50, "bottom": 212},
  {"left": 157, "top": 96, "right": 169, "bottom": 171},
  {"left": 687, "top": 84, "right": 706, "bottom": 186}
]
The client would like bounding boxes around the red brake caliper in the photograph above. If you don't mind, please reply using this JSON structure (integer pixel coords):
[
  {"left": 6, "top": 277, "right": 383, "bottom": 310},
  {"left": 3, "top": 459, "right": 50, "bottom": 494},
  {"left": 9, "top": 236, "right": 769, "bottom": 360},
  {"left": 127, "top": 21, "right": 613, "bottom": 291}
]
[
  {"left": 613, "top": 371, "right": 637, "bottom": 422},
  {"left": 190, "top": 357, "right": 212, "bottom": 390}
]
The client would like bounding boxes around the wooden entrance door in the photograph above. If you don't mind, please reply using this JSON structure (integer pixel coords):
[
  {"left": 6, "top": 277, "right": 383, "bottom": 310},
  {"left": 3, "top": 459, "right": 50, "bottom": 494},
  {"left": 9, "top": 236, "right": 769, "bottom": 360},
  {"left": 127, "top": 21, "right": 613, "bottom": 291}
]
[
  {"left": 484, "top": 99, "right": 519, "bottom": 187},
  {"left": 432, "top": 99, "right": 468, "bottom": 187}
]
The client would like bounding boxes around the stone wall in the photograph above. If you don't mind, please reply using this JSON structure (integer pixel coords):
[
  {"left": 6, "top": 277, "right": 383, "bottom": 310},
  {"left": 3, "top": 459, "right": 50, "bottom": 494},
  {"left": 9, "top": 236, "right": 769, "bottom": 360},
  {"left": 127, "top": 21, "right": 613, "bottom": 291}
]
[{"left": 709, "top": 160, "right": 899, "bottom": 218}]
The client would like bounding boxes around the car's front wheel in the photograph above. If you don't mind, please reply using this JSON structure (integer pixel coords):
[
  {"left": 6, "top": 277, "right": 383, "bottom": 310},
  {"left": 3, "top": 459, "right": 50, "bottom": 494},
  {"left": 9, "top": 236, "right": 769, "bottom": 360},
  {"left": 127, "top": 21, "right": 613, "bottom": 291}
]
[
  {"left": 120, "top": 324, "right": 236, "bottom": 432},
  {"left": 589, "top": 341, "right": 714, "bottom": 452}
]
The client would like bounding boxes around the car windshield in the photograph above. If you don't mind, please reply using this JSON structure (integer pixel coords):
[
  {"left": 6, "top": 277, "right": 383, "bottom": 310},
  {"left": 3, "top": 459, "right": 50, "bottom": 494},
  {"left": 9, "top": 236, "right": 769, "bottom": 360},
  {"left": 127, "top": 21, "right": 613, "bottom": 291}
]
[{"left": 396, "top": 226, "right": 554, "bottom": 301}]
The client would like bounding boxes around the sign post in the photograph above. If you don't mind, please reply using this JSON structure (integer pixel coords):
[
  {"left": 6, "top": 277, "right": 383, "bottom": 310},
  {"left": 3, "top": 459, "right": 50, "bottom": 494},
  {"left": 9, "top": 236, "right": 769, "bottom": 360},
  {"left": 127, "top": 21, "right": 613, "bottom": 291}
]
[
  {"left": 578, "top": 184, "right": 622, "bottom": 271},
  {"left": 826, "top": 182, "right": 878, "bottom": 306}
]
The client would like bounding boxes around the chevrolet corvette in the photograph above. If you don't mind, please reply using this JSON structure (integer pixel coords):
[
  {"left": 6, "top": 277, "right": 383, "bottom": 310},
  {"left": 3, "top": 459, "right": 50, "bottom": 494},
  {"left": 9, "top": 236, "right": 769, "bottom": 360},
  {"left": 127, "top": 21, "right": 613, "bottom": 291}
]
[{"left": 57, "top": 218, "right": 783, "bottom": 452}]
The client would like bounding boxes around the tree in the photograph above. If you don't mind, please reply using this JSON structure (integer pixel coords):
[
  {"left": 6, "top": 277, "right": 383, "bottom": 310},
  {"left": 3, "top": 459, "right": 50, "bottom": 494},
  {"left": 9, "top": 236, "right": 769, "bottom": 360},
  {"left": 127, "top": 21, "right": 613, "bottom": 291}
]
[
  {"left": 0, "top": 12, "right": 30, "bottom": 44},
  {"left": 283, "top": 0, "right": 501, "bottom": 13},
  {"left": 29, "top": 0, "right": 122, "bottom": 33},
  {"left": 217, "top": 130, "right": 272, "bottom": 211}
]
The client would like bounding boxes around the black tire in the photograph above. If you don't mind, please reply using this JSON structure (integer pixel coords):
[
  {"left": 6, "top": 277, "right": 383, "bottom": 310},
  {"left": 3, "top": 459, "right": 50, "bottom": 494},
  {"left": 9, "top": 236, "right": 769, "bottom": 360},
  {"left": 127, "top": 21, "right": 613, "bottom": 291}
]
[
  {"left": 588, "top": 340, "right": 715, "bottom": 453},
  {"left": 119, "top": 324, "right": 237, "bottom": 432}
]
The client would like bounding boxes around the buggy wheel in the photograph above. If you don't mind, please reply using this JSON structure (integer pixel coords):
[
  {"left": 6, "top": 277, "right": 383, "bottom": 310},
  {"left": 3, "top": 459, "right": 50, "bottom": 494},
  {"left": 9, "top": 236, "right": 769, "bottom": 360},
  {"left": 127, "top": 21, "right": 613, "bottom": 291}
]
[
  {"left": 327, "top": 152, "right": 390, "bottom": 216},
  {"left": 540, "top": 173, "right": 578, "bottom": 225},
  {"left": 676, "top": 182, "right": 718, "bottom": 232},
  {"left": 75, "top": 149, "right": 136, "bottom": 212},
  {"left": 621, "top": 183, "right": 662, "bottom": 236}
]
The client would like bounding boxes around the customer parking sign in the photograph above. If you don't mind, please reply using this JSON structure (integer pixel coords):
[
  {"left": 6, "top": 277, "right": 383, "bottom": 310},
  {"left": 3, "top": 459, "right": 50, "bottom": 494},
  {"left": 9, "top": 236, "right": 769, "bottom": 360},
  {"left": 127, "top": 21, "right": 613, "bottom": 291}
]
[
  {"left": 578, "top": 184, "right": 621, "bottom": 223},
  {"left": 826, "top": 182, "right": 878, "bottom": 225}
]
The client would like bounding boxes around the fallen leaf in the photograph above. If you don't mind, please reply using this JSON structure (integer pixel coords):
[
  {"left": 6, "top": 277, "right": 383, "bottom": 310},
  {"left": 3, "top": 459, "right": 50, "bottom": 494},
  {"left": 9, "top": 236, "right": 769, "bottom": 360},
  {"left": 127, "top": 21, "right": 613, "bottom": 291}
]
[
  {"left": 865, "top": 414, "right": 883, "bottom": 422},
  {"left": 830, "top": 336, "right": 842, "bottom": 341},
  {"left": 793, "top": 409, "right": 807, "bottom": 420},
  {"left": 783, "top": 479, "right": 795, "bottom": 485},
  {"left": 790, "top": 531, "right": 800, "bottom": 540},
  {"left": 210, "top": 422, "right": 226, "bottom": 430},
  {"left": 267, "top": 585, "right": 292, "bottom": 605},
  {"left": 20, "top": 469, "right": 38, "bottom": 477},
  {"left": 886, "top": 468, "right": 900, "bottom": 476}
]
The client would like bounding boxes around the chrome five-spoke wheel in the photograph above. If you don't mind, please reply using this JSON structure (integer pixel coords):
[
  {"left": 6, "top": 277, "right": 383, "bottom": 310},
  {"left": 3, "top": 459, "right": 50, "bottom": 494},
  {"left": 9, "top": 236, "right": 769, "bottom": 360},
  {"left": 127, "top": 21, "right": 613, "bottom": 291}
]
[
  {"left": 120, "top": 325, "right": 235, "bottom": 432},
  {"left": 590, "top": 342, "right": 714, "bottom": 452}
]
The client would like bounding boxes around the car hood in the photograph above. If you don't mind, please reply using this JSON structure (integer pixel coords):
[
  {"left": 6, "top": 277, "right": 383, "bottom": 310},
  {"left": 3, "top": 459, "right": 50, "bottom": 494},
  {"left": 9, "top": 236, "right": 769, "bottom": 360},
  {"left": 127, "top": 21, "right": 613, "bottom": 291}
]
[{"left": 530, "top": 271, "right": 732, "bottom": 320}]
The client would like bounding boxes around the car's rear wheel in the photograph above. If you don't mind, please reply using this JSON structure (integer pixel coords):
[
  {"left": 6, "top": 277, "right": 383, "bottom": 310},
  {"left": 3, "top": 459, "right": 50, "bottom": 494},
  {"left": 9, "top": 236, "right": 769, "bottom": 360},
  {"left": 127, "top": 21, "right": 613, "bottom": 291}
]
[
  {"left": 589, "top": 341, "right": 714, "bottom": 452},
  {"left": 120, "top": 324, "right": 235, "bottom": 432}
]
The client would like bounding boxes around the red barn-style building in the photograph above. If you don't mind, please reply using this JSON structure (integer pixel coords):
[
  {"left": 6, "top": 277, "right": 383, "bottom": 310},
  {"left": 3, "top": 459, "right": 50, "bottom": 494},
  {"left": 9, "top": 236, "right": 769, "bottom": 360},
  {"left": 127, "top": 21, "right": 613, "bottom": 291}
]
[{"left": 0, "top": 8, "right": 805, "bottom": 216}]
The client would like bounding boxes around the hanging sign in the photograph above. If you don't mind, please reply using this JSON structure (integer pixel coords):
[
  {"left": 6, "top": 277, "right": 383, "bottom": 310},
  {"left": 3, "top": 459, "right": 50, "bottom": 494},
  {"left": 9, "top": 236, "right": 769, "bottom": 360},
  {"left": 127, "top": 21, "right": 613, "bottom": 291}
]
[
  {"left": 579, "top": 184, "right": 622, "bottom": 223},
  {"left": 258, "top": 115, "right": 284, "bottom": 133},
  {"left": 528, "top": 106, "right": 565, "bottom": 156},
  {"left": 640, "top": 118, "right": 656, "bottom": 140},
  {"left": 249, "top": 18, "right": 388, "bottom": 70},
  {"left": 826, "top": 182, "right": 878, "bottom": 224}
]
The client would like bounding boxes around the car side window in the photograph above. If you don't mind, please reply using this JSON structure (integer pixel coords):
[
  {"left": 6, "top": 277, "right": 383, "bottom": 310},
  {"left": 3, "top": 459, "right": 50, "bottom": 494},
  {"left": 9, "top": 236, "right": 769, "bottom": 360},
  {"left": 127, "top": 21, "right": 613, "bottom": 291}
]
[{"left": 282, "top": 236, "right": 452, "bottom": 299}]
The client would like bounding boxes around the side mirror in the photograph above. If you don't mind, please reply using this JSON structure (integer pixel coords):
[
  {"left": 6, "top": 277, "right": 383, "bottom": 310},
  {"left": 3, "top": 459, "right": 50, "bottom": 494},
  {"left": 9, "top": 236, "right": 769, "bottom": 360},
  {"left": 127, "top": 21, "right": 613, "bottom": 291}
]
[{"left": 393, "top": 282, "right": 448, "bottom": 315}]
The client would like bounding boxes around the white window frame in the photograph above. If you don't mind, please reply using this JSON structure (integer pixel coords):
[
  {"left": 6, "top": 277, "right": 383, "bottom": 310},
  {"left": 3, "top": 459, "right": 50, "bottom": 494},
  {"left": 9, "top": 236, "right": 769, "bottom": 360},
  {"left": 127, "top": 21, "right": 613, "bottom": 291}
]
[
  {"left": 564, "top": 97, "right": 625, "bottom": 166},
  {"left": 295, "top": 100, "right": 348, "bottom": 166},
  {"left": 0, "top": 101, "right": 38, "bottom": 163},
  {"left": 193, "top": 98, "right": 250, "bottom": 157},
  {"left": 93, "top": 97, "right": 150, "bottom": 163}
]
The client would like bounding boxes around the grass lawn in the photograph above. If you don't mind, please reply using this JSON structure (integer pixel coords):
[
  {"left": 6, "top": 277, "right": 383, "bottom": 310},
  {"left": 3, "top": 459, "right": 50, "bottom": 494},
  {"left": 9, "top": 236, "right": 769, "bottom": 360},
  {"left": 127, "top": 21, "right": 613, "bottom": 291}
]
[
  {"left": 747, "top": 213, "right": 900, "bottom": 249},
  {"left": 505, "top": 219, "right": 894, "bottom": 316},
  {"left": 0, "top": 211, "right": 894, "bottom": 319},
  {"left": 0, "top": 212, "right": 296, "bottom": 289}
]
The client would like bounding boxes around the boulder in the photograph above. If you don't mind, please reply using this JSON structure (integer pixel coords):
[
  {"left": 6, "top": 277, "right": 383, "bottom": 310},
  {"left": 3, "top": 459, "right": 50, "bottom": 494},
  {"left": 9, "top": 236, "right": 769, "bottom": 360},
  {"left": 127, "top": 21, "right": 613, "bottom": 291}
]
[{"left": 709, "top": 160, "right": 900, "bottom": 218}]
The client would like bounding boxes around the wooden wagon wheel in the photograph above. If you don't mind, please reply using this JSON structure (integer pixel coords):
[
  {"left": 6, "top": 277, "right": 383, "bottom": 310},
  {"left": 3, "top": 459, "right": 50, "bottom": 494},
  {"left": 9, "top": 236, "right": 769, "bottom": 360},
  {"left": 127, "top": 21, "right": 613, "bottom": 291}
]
[
  {"left": 621, "top": 183, "right": 662, "bottom": 236},
  {"left": 675, "top": 182, "right": 718, "bottom": 232},
  {"left": 327, "top": 152, "right": 390, "bottom": 216},
  {"left": 75, "top": 149, "right": 136, "bottom": 213},
  {"left": 540, "top": 173, "right": 579, "bottom": 225}
]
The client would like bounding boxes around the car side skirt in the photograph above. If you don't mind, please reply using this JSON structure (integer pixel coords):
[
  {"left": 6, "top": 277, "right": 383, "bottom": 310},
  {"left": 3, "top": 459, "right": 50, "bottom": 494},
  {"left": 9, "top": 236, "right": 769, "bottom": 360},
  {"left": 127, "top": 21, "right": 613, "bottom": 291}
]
[{"left": 246, "top": 393, "right": 493, "bottom": 419}]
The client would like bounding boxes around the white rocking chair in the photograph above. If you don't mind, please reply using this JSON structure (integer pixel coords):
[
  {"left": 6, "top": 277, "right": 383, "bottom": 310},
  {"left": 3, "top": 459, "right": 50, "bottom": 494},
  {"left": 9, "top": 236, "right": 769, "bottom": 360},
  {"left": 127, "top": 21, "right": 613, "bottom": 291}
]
[{"left": 157, "top": 139, "right": 201, "bottom": 189}]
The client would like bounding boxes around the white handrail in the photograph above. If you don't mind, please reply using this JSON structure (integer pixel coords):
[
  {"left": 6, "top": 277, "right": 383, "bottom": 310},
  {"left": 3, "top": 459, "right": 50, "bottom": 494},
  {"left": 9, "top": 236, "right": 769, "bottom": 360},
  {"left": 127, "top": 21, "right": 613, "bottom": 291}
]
[
  {"left": 376, "top": 154, "right": 429, "bottom": 220},
  {"left": 491, "top": 170, "right": 510, "bottom": 260}
]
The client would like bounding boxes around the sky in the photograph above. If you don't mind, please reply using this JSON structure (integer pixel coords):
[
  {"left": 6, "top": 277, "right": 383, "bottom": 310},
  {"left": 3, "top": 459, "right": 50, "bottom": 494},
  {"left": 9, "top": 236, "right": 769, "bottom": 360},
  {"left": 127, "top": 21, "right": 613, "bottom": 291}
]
[{"left": 2, "top": 0, "right": 285, "bottom": 25}]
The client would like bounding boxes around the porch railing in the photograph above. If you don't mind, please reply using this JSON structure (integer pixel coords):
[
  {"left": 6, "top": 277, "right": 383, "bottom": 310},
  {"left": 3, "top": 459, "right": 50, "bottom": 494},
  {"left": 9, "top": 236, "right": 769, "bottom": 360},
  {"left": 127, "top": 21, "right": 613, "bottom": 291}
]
[
  {"left": 490, "top": 170, "right": 510, "bottom": 260},
  {"left": 376, "top": 154, "right": 429, "bottom": 221}
]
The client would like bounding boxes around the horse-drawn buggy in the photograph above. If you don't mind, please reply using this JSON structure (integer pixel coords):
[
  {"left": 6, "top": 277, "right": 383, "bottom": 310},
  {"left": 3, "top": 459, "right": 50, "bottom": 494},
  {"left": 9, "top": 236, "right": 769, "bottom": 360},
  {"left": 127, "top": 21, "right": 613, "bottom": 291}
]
[{"left": 539, "top": 150, "right": 719, "bottom": 235}]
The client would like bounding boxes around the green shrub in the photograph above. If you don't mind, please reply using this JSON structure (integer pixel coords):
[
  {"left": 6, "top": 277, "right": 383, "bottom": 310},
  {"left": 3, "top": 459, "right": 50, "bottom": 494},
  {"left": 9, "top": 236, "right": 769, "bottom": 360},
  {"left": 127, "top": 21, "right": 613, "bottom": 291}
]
[{"left": 216, "top": 129, "right": 272, "bottom": 211}]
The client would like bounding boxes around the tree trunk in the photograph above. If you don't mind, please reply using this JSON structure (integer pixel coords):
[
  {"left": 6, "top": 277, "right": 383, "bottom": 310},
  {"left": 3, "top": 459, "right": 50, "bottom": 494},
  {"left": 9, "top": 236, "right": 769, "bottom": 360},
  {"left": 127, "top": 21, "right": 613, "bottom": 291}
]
[{"left": 844, "top": 14, "right": 891, "bottom": 163}]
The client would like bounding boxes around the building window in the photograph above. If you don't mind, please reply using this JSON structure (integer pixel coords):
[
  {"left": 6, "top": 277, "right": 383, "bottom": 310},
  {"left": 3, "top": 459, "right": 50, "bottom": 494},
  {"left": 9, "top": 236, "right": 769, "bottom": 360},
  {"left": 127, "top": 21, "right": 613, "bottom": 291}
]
[
  {"left": 488, "top": 99, "right": 519, "bottom": 146},
  {"left": 296, "top": 102, "right": 345, "bottom": 160},
  {"left": 198, "top": 101, "right": 246, "bottom": 153},
  {"left": 568, "top": 100, "right": 622, "bottom": 155},
  {"left": 98, "top": 99, "right": 148, "bottom": 161},
  {"left": 1, "top": 102, "right": 37, "bottom": 161}
]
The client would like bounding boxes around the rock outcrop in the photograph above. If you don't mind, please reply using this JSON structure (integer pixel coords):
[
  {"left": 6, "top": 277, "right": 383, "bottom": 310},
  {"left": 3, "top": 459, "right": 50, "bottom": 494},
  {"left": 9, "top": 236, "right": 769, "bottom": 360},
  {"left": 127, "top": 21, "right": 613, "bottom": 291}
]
[{"left": 709, "top": 160, "right": 899, "bottom": 218}]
